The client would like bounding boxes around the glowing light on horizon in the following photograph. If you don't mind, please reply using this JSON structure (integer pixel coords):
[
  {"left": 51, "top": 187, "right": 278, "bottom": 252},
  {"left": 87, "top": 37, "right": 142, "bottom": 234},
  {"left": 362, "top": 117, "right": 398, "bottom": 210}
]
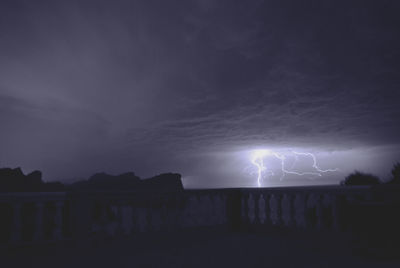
[{"left": 250, "top": 149, "right": 339, "bottom": 187}]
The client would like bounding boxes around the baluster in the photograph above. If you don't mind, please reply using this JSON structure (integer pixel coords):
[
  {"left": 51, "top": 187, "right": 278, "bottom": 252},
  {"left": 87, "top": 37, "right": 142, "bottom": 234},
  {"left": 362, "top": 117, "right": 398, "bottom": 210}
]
[
  {"left": 116, "top": 204, "right": 125, "bottom": 235},
  {"left": 178, "top": 195, "right": 185, "bottom": 227},
  {"left": 294, "top": 193, "right": 306, "bottom": 228},
  {"left": 216, "top": 194, "right": 225, "bottom": 224},
  {"left": 270, "top": 194, "right": 282, "bottom": 226},
  {"left": 135, "top": 207, "right": 147, "bottom": 232},
  {"left": 316, "top": 194, "right": 324, "bottom": 230},
  {"left": 322, "top": 194, "right": 333, "bottom": 229},
  {"left": 53, "top": 201, "right": 64, "bottom": 240},
  {"left": 11, "top": 202, "right": 22, "bottom": 243},
  {"left": 190, "top": 195, "right": 199, "bottom": 227},
  {"left": 211, "top": 194, "right": 218, "bottom": 224},
  {"left": 264, "top": 194, "right": 271, "bottom": 225},
  {"left": 284, "top": 194, "right": 296, "bottom": 227},
  {"left": 202, "top": 194, "right": 211, "bottom": 226},
  {"left": 277, "top": 194, "right": 283, "bottom": 226},
  {"left": 207, "top": 194, "right": 214, "bottom": 225},
  {"left": 282, "top": 194, "right": 290, "bottom": 226},
  {"left": 164, "top": 197, "right": 175, "bottom": 230},
  {"left": 254, "top": 192, "right": 260, "bottom": 224},
  {"left": 269, "top": 194, "right": 277, "bottom": 225},
  {"left": 180, "top": 194, "right": 189, "bottom": 228},
  {"left": 119, "top": 203, "right": 132, "bottom": 235},
  {"left": 305, "top": 193, "right": 315, "bottom": 228},
  {"left": 199, "top": 195, "right": 208, "bottom": 226},
  {"left": 159, "top": 199, "right": 167, "bottom": 231},
  {"left": 177, "top": 195, "right": 186, "bottom": 228},
  {"left": 205, "top": 194, "right": 213, "bottom": 226},
  {"left": 258, "top": 194, "right": 266, "bottom": 224},
  {"left": 241, "top": 195, "right": 246, "bottom": 220},
  {"left": 125, "top": 205, "right": 134, "bottom": 235},
  {"left": 151, "top": 206, "right": 162, "bottom": 231},
  {"left": 106, "top": 204, "right": 117, "bottom": 236},
  {"left": 331, "top": 194, "right": 340, "bottom": 231},
  {"left": 242, "top": 193, "right": 249, "bottom": 225},
  {"left": 247, "top": 193, "right": 256, "bottom": 223},
  {"left": 189, "top": 195, "right": 198, "bottom": 227},
  {"left": 33, "top": 202, "right": 44, "bottom": 241},
  {"left": 220, "top": 195, "right": 227, "bottom": 224}
]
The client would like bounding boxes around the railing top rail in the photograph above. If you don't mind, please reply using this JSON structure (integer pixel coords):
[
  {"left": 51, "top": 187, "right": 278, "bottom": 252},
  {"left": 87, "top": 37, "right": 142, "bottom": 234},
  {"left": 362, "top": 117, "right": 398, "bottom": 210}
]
[
  {"left": 238, "top": 185, "right": 374, "bottom": 193},
  {"left": 0, "top": 192, "right": 67, "bottom": 201},
  {"left": 1, "top": 185, "right": 398, "bottom": 201}
]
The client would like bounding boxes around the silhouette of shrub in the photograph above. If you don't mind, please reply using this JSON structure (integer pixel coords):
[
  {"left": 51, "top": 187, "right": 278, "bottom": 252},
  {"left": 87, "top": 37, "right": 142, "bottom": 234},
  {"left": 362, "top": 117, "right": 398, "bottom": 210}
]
[
  {"left": 341, "top": 171, "right": 381, "bottom": 186},
  {"left": 386, "top": 162, "right": 400, "bottom": 184}
]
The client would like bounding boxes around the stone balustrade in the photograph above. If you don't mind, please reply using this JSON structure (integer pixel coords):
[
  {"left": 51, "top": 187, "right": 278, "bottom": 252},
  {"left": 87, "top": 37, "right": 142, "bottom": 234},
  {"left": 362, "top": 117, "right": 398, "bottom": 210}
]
[
  {"left": 239, "top": 186, "right": 375, "bottom": 232},
  {"left": 0, "top": 192, "right": 66, "bottom": 245},
  {"left": 1, "top": 185, "right": 399, "bottom": 247}
]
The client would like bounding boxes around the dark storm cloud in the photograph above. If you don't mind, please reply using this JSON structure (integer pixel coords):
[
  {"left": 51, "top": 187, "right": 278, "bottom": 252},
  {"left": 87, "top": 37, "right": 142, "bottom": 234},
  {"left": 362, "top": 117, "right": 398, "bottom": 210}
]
[
  {"left": 1, "top": 0, "right": 400, "bottom": 185},
  {"left": 127, "top": 0, "right": 400, "bottom": 151}
]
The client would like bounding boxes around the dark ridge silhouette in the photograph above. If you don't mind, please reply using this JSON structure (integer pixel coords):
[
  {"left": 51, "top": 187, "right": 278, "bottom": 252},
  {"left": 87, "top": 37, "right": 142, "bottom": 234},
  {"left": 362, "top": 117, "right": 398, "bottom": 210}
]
[
  {"left": 340, "top": 171, "right": 381, "bottom": 186},
  {"left": 68, "top": 172, "right": 183, "bottom": 191},
  {"left": 69, "top": 172, "right": 141, "bottom": 191},
  {"left": 140, "top": 173, "right": 183, "bottom": 191},
  {"left": 0, "top": 167, "right": 183, "bottom": 192},
  {"left": 0, "top": 167, "right": 65, "bottom": 192}
]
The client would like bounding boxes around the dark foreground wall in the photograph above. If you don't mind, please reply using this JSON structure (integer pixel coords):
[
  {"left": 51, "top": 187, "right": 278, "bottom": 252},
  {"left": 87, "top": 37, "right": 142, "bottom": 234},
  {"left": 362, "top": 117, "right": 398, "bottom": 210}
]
[{"left": 1, "top": 186, "right": 400, "bottom": 249}]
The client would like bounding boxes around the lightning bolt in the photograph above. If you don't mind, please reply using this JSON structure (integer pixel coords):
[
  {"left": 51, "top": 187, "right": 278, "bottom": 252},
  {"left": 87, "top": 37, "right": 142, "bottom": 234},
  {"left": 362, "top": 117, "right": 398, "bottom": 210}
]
[
  {"left": 250, "top": 149, "right": 276, "bottom": 187},
  {"left": 250, "top": 149, "right": 338, "bottom": 187}
]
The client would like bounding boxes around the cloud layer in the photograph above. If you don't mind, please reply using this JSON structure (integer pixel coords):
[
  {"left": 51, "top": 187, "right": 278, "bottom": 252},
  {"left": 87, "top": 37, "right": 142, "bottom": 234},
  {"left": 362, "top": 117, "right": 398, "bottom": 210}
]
[{"left": 1, "top": 0, "right": 400, "bottom": 186}]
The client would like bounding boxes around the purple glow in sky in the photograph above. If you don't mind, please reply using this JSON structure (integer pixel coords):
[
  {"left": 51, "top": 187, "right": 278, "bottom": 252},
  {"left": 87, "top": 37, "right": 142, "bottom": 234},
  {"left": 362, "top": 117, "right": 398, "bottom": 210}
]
[{"left": 1, "top": 0, "right": 400, "bottom": 188}]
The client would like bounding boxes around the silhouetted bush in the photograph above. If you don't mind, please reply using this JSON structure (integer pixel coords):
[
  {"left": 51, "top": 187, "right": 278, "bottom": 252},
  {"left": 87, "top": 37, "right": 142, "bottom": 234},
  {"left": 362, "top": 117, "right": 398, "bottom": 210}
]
[
  {"left": 341, "top": 171, "right": 381, "bottom": 186},
  {"left": 387, "top": 162, "right": 400, "bottom": 184}
]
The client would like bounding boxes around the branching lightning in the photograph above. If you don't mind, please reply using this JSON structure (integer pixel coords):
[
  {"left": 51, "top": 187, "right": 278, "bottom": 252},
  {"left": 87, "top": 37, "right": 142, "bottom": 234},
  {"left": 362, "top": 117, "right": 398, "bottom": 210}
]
[{"left": 250, "top": 149, "right": 338, "bottom": 187}]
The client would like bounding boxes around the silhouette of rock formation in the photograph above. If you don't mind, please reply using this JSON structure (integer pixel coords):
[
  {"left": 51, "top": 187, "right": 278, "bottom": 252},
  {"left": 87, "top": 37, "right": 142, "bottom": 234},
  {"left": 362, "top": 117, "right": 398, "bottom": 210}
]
[
  {"left": 0, "top": 167, "right": 183, "bottom": 192},
  {"left": 141, "top": 173, "right": 183, "bottom": 191},
  {"left": 69, "top": 172, "right": 141, "bottom": 190},
  {"left": 69, "top": 172, "right": 183, "bottom": 191},
  {"left": 0, "top": 167, "right": 65, "bottom": 192}
]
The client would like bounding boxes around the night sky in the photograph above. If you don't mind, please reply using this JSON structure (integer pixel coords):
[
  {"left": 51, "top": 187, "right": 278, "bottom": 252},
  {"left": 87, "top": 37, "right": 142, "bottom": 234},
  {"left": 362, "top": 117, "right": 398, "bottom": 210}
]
[{"left": 1, "top": 0, "right": 400, "bottom": 188}]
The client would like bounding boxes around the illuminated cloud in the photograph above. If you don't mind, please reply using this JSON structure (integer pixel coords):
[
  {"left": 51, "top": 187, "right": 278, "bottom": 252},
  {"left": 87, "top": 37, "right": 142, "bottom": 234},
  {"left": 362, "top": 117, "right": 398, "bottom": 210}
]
[{"left": 0, "top": 0, "right": 400, "bottom": 186}]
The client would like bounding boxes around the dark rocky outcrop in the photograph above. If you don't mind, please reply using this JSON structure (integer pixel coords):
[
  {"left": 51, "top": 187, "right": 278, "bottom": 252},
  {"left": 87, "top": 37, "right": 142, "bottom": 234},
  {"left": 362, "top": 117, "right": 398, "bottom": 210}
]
[
  {"left": 0, "top": 166, "right": 183, "bottom": 192},
  {"left": 0, "top": 167, "right": 65, "bottom": 192},
  {"left": 141, "top": 173, "right": 183, "bottom": 191},
  {"left": 69, "top": 172, "right": 141, "bottom": 191},
  {"left": 69, "top": 172, "right": 183, "bottom": 191}
]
